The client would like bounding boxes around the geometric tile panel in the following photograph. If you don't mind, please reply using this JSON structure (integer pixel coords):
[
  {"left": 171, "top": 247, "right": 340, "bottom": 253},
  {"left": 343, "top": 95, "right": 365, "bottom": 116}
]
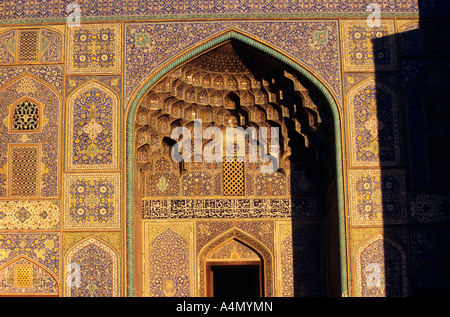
[
  {"left": 63, "top": 173, "right": 120, "bottom": 229},
  {"left": 0, "top": 27, "right": 63, "bottom": 65},
  {"left": 349, "top": 169, "right": 407, "bottom": 226},
  {"left": 67, "top": 82, "right": 118, "bottom": 170},
  {"left": 67, "top": 23, "right": 121, "bottom": 74},
  {"left": 341, "top": 20, "right": 396, "bottom": 72},
  {"left": 223, "top": 159, "right": 244, "bottom": 196},
  {"left": 347, "top": 78, "right": 400, "bottom": 166},
  {"left": 0, "top": 200, "right": 59, "bottom": 229}
]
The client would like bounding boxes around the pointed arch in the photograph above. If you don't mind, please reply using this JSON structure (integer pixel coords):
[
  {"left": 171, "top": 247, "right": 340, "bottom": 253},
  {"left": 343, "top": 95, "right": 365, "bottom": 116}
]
[
  {"left": 9, "top": 96, "right": 42, "bottom": 133},
  {"left": 125, "top": 29, "right": 347, "bottom": 297},
  {"left": 0, "top": 255, "right": 60, "bottom": 296},
  {"left": 197, "top": 227, "right": 273, "bottom": 297},
  {"left": 64, "top": 236, "right": 119, "bottom": 297}
]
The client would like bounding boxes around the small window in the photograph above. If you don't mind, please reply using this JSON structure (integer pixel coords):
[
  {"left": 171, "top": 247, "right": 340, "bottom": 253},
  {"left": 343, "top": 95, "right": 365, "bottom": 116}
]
[
  {"left": 12, "top": 100, "right": 40, "bottom": 132},
  {"left": 223, "top": 157, "right": 244, "bottom": 196}
]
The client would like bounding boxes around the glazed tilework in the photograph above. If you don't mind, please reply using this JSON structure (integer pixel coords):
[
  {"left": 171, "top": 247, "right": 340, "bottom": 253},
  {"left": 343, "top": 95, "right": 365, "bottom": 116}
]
[
  {"left": 343, "top": 72, "right": 398, "bottom": 94},
  {"left": 40, "top": 28, "right": 63, "bottom": 63},
  {"left": 0, "top": 65, "right": 63, "bottom": 94},
  {"left": 64, "top": 237, "right": 119, "bottom": 297},
  {"left": 341, "top": 20, "right": 397, "bottom": 72},
  {"left": 0, "top": 233, "right": 60, "bottom": 277},
  {"left": 143, "top": 221, "right": 193, "bottom": 297},
  {"left": 0, "top": 30, "right": 16, "bottom": 64},
  {"left": 181, "top": 172, "right": 213, "bottom": 196},
  {"left": 67, "top": 23, "right": 121, "bottom": 74},
  {"left": 410, "top": 226, "right": 450, "bottom": 280},
  {"left": 349, "top": 169, "right": 407, "bottom": 226},
  {"left": 196, "top": 220, "right": 274, "bottom": 255},
  {"left": 142, "top": 198, "right": 320, "bottom": 219},
  {"left": 62, "top": 232, "right": 121, "bottom": 254},
  {"left": 67, "top": 81, "right": 118, "bottom": 170},
  {"left": 0, "top": 28, "right": 63, "bottom": 64},
  {"left": 125, "top": 21, "right": 341, "bottom": 105},
  {"left": 0, "top": 75, "right": 60, "bottom": 198},
  {"left": 397, "top": 20, "right": 422, "bottom": 57},
  {"left": 355, "top": 234, "right": 407, "bottom": 297},
  {"left": 207, "top": 239, "right": 260, "bottom": 261},
  {"left": 0, "top": 257, "right": 59, "bottom": 295},
  {"left": 0, "top": 201, "right": 59, "bottom": 229},
  {"left": 347, "top": 78, "right": 400, "bottom": 166},
  {"left": 18, "top": 29, "right": 39, "bottom": 63},
  {"left": 0, "top": 1, "right": 444, "bottom": 297},
  {"left": 0, "top": 0, "right": 422, "bottom": 22},
  {"left": 63, "top": 173, "right": 120, "bottom": 229}
]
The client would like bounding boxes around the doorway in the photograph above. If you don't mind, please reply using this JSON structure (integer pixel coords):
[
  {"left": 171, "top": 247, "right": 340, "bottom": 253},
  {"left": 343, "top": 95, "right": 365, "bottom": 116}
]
[{"left": 207, "top": 261, "right": 262, "bottom": 297}]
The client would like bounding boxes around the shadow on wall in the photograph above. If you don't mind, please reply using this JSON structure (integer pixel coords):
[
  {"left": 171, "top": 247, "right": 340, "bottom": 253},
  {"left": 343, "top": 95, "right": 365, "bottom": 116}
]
[
  {"left": 373, "top": 0, "right": 450, "bottom": 297},
  {"left": 228, "top": 42, "right": 339, "bottom": 297}
]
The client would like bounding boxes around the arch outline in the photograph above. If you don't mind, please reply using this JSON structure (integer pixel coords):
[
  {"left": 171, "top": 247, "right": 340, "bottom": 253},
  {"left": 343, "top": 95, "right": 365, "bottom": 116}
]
[
  {"left": 125, "top": 29, "right": 348, "bottom": 297},
  {"left": 63, "top": 235, "right": 120, "bottom": 297},
  {"left": 197, "top": 227, "right": 273, "bottom": 297}
]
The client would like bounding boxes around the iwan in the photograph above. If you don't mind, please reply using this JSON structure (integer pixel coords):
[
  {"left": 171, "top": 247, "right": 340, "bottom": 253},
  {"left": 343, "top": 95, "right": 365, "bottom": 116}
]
[{"left": 176, "top": 301, "right": 210, "bottom": 314}]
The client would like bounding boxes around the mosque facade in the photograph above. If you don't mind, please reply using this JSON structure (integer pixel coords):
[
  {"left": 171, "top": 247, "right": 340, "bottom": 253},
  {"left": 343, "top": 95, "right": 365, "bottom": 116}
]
[{"left": 0, "top": 0, "right": 449, "bottom": 297}]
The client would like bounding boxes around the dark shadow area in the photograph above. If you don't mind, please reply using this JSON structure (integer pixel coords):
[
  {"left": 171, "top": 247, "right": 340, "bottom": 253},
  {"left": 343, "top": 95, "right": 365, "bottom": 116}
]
[
  {"left": 373, "top": 0, "right": 450, "bottom": 297},
  {"left": 210, "top": 264, "right": 261, "bottom": 297}
]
